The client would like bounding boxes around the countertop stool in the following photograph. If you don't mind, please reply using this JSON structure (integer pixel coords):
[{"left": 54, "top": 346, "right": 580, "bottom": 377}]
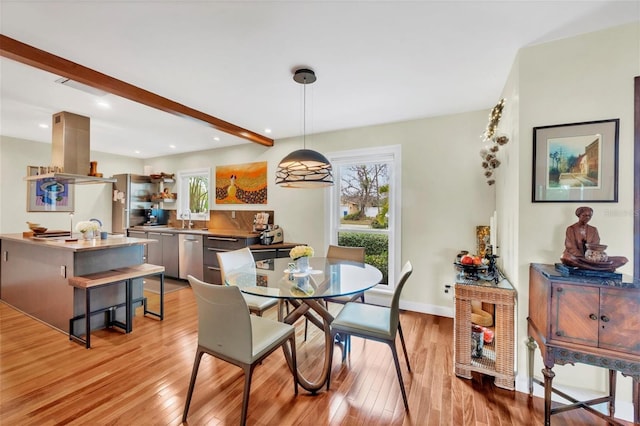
[{"left": 68, "top": 263, "right": 165, "bottom": 348}]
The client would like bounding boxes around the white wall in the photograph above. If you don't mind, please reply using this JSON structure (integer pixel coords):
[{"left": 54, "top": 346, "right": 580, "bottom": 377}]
[
  {"left": 498, "top": 22, "right": 639, "bottom": 417},
  {"left": 0, "top": 136, "right": 143, "bottom": 233},
  {"left": 147, "top": 109, "right": 495, "bottom": 315}
]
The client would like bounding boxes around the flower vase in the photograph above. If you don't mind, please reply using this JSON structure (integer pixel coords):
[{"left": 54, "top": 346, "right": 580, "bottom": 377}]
[
  {"left": 296, "top": 256, "right": 310, "bottom": 272},
  {"left": 82, "top": 230, "right": 94, "bottom": 240}
]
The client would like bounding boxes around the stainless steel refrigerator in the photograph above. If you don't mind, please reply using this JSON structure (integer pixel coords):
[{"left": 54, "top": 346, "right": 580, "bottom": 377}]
[{"left": 112, "top": 174, "right": 155, "bottom": 234}]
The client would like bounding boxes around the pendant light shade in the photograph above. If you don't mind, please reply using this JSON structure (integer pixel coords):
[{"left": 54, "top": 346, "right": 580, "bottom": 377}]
[{"left": 276, "top": 68, "right": 333, "bottom": 188}]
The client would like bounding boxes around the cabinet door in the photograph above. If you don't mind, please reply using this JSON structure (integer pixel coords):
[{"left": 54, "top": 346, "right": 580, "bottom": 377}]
[
  {"left": 147, "top": 232, "right": 163, "bottom": 267},
  {"left": 599, "top": 287, "right": 640, "bottom": 355},
  {"left": 127, "top": 230, "right": 148, "bottom": 261},
  {"left": 550, "top": 283, "right": 599, "bottom": 347},
  {"left": 161, "top": 233, "right": 179, "bottom": 278}
]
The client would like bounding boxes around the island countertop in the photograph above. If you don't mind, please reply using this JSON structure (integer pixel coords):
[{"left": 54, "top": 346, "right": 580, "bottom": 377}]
[{"left": 0, "top": 233, "right": 156, "bottom": 252}]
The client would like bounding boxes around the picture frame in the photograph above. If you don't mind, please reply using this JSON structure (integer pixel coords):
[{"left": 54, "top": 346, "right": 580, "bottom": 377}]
[
  {"left": 215, "top": 161, "right": 267, "bottom": 204},
  {"left": 26, "top": 166, "right": 75, "bottom": 212},
  {"left": 532, "top": 119, "right": 619, "bottom": 202}
]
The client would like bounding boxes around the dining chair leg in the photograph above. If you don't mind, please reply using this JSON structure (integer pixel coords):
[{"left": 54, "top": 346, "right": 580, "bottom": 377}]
[
  {"left": 289, "top": 336, "right": 299, "bottom": 395},
  {"left": 327, "top": 330, "right": 336, "bottom": 391},
  {"left": 341, "top": 334, "right": 350, "bottom": 362},
  {"left": 241, "top": 365, "right": 254, "bottom": 426},
  {"left": 389, "top": 343, "right": 409, "bottom": 410},
  {"left": 182, "top": 349, "right": 205, "bottom": 422},
  {"left": 398, "top": 322, "right": 411, "bottom": 371}
]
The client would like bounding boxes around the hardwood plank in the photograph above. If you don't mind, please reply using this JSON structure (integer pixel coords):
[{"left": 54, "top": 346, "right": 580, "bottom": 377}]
[{"left": 0, "top": 288, "right": 634, "bottom": 425}]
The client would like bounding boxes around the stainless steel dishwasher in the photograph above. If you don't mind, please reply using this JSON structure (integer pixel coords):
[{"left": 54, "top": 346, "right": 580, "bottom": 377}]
[{"left": 179, "top": 234, "right": 204, "bottom": 280}]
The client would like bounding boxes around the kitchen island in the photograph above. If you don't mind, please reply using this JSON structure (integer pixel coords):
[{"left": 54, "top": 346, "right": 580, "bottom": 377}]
[{"left": 0, "top": 233, "right": 156, "bottom": 334}]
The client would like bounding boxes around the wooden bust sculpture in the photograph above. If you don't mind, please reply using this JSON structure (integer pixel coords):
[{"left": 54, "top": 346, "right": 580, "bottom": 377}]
[{"left": 560, "top": 206, "right": 628, "bottom": 271}]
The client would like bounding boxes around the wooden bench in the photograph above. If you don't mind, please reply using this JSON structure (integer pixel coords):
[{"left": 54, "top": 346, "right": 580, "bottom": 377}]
[{"left": 68, "top": 263, "right": 165, "bottom": 348}]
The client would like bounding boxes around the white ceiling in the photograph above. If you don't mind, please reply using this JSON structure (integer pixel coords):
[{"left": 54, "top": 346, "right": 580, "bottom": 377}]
[{"left": 1, "top": 1, "right": 638, "bottom": 159}]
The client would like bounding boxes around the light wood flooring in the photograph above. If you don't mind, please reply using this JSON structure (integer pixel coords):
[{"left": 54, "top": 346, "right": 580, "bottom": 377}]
[{"left": 0, "top": 286, "right": 633, "bottom": 425}]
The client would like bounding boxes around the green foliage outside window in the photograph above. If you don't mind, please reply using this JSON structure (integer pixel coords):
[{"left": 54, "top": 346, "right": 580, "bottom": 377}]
[
  {"left": 338, "top": 232, "right": 389, "bottom": 284},
  {"left": 189, "top": 177, "right": 209, "bottom": 214}
]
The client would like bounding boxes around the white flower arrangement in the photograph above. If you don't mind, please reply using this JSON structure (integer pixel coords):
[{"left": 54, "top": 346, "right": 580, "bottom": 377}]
[
  {"left": 76, "top": 220, "right": 101, "bottom": 233},
  {"left": 290, "top": 245, "right": 314, "bottom": 260}
]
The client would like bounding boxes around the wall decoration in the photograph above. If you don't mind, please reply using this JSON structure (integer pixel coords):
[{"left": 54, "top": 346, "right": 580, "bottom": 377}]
[
  {"left": 532, "top": 119, "right": 619, "bottom": 202},
  {"left": 26, "top": 166, "right": 75, "bottom": 212},
  {"left": 215, "top": 161, "right": 268, "bottom": 204},
  {"left": 479, "top": 98, "right": 508, "bottom": 185}
]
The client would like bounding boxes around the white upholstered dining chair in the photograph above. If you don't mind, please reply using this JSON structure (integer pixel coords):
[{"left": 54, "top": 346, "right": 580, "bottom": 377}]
[
  {"left": 327, "top": 261, "right": 413, "bottom": 410},
  {"left": 183, "top": 275, "right": 297, "bottom": 425},
  {"left": 217, "top": 247, "right": 278, "bottom": 316}
]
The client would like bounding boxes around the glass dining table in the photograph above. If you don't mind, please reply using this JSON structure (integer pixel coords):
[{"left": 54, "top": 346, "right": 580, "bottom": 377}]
[{"left": 224, "top": 256, "right": 383, "bottom": 393}]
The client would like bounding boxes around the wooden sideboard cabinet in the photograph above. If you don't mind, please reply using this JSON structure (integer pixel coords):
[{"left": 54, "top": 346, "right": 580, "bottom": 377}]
[
  {"left": 454, "top": 275, "right": 516, "bottom": 390},
  {"left": 527, "top": 263, "right": 640, "bottom": 425}
]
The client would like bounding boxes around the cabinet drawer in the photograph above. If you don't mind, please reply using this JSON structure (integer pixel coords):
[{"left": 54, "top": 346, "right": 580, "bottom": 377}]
[
  {"left": 276, "top": 248, "right": 292, "bottom": 258},
  {"left": 252, "top": 248, "right": 278, "bottom": 261},
  {"left": 204, "top": 266, "right": 222, "bottom": 285},
  {"left": 203, "top": 247, "right": 225, "bottom": 267},
  {"left": 204, "top": 236, "right": 254, "bottom": 250}
]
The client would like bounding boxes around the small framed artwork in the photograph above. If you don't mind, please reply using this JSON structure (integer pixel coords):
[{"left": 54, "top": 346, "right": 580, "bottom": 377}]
[
  {"left": 26, "top": 166, "right": 75, "bottom": 212},
  {"left": 532, "top": 119, "right": 619, "bottom": 202}
]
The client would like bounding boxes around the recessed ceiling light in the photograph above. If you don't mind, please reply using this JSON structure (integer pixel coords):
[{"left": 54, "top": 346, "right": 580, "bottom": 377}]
[
  {"left": 169, "top": 145, "right": 176, "bottom": 149},
  {"left": 96, "top": 100, "right": 111, "bottom": 109},
  {"left": 134, "top": 150, "right": 141, "bottom": 154},
  {"left": 265, "top": 128, "right": 272, "bottom": 134},
  {"left": 38, "top": 123, "right": 49, "bottom": 129},
  {"left": 213, "top": 136, "right": 220, "bottom": 141}
]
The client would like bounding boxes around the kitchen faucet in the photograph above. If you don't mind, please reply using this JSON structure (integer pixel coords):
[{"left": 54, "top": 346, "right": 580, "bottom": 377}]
[{"left": 181, "top": 209, "right": 192, "bottom": 229}]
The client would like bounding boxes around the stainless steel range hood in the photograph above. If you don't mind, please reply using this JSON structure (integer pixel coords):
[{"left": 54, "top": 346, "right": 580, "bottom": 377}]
[{"left": 24, "top": 111, "right": 115, "bottom": 184}]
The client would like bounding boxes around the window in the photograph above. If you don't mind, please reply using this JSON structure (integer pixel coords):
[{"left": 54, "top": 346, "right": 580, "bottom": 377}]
[
  {"left": 327, "top": 145, "right": 401, "bottom": 290},
  {"left": 177, "top": 168, "right": 210, "bottom": 221}
]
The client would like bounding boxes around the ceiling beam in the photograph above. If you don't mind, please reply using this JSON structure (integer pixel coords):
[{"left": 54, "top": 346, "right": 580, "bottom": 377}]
[{"left": 0, "top": 34, "right": 274, "bottom": 147}]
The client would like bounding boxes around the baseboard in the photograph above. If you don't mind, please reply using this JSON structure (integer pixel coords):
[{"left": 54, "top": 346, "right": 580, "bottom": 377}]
[{"left": 364, "top": 289, "right": 454, "bottom": 318}]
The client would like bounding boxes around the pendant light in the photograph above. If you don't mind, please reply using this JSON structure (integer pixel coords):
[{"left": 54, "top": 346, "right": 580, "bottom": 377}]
[{"left": 275, "top": 68, "right": 334, "bottom": 188}]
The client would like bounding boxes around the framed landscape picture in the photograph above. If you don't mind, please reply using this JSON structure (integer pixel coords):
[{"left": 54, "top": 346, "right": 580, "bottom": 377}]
[
  {"left": 26, "top": 166, "right": 75, "bottom": 212},
  {"left": 532, "top": 119, "right": 619, "bottom": 202}
]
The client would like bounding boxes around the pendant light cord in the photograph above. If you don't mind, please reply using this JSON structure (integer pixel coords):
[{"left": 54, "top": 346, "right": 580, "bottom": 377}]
[{"left": 302, "top": 75, "right": 307, "bottom": 149}]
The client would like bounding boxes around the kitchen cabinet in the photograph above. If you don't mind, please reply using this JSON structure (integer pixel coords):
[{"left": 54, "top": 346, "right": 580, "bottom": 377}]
[
  {"left": 250, "top": 246, "right": 293, "bottom": 260},
  {"left": 527, "top": 263, "right": 640, "bottom": 425},
  {"left": 203, "top": 235, "right": 260, "bottom": 284},
  {"left": 147, "top": 231, "right": 179, "bottom": 278},
  {"left": 127, "top": 229, "right": 148, "bottom": 261},
  {"left": 454, "top": 274, "right": 515, "bottom": 390}
]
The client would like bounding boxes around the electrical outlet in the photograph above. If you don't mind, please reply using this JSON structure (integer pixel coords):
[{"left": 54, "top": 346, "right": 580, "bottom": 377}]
[
  {"left": 444, "top": 284, "right": 452, "bottom": 294},
  {"left": 60, "top": 265, "right": 66, "bottom": 278}
]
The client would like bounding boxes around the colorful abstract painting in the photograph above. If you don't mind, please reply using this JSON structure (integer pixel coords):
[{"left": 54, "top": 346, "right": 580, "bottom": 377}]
[{"left": 215, "top": 161, "right": 267, "bottom": 204}]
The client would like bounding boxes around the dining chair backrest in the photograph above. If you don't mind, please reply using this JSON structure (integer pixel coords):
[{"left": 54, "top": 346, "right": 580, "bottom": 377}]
[
  {"left": 217, "top": 247, "right": 256, "bottom": 287},
  {"left": 326, "top": 245, "right": 365, "bottom": 263},
  {"left": 390, "top": 261, "right": 413, "bottom": 336},
  {"left": 188, "top": 275, "right": 253, "bottom": 364}
]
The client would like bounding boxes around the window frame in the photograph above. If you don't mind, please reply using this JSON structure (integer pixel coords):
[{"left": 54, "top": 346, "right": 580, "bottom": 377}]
[
  {"left": 325, "top": 145, "right": 402, "bottom": 292},
  {"left": 177, "top": 168, "right": 211, "bottom": 221}
]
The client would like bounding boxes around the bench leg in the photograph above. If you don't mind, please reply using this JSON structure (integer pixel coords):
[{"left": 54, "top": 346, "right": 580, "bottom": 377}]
[
  {"left": 126, "top": 279, "right": 132, "bottom": 333},
  {"left": 85, "top": 288, "right": 91, "bottom": 349},
  {"left": 143, "top": 273, "right": 165, "bottom": 320},
  {"left": 159, "top": 273, "right": 164, "bottom": 320}
]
